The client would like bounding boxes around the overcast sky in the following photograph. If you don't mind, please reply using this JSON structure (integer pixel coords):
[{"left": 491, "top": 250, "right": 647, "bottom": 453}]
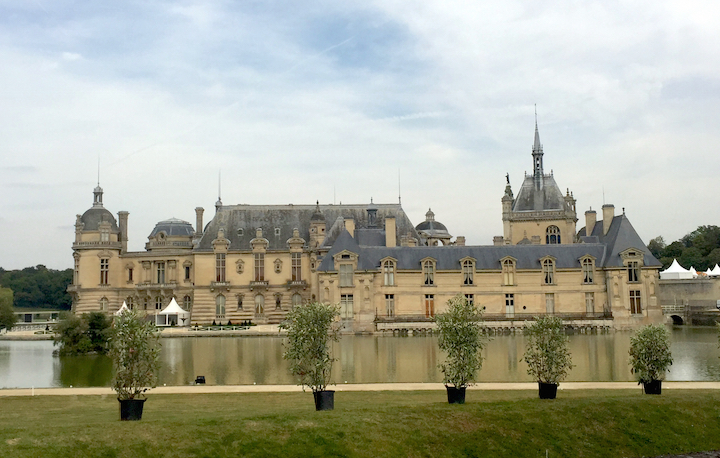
[{"left": 1, "top": 0, "right": 719, "bottom": 270}]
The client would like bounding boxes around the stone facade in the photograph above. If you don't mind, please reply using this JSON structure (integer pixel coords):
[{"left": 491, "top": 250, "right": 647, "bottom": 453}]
[{"left": 69, "top": 124, "right": 663, "bottom": 330}]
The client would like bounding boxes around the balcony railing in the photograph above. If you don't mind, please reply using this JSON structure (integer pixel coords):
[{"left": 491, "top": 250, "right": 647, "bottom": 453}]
[
  {"left": 73, "top": 241, "right": 122, "bottom": 248},
  {"left": 286, "top": 280, "right": 307, "bottom": 288},
  {"left": 250, "top": 281, "right": 269, "bottom": 289},
  {"left": 137, "top": 282, "right": 179, "bottom": 289},
  {"left": 375, "top": 311, "right": 613, "bottom": 323}
]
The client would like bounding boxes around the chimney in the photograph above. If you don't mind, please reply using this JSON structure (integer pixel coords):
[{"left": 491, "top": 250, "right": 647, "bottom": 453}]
[
  {"left": 195, "top": 207, "right": 204, "bottom": 236},
  {"left": 384, "top": 216, "right": 396, "bottom": 247},
  {"left": 455, "top": 236, "right": 466, "bottom": 246},
  {"left": 493, "top": 236, "right": 504, "bottom": 246},
  {"left": 344, "top": 218, "right": 355, "bottom": 238},
  {"left": 602, "top": 204, "right": 615, "bottom": 235},
  {"left": 585, "top": 209, "right": 596, "bottom": 237},
  {"left": 118, "top": 211, "right": 129, "bottom": 253}
]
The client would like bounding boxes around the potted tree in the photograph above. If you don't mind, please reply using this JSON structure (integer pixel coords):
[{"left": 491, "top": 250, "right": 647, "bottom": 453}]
[
  {"left": 629, "top": 324, "right": 673, "bottom": 395},
  {"left": 435, "top": 295, "right": 487, "bottom": 404},
  {"left": 109, "top": 309, "right": 161, "bottom": 420},
  {"left": 280, "top": 301, "right": 341, "bottom": 411},
  {"left": 523, "top": 316, "right": 573, "bottom": 399}
]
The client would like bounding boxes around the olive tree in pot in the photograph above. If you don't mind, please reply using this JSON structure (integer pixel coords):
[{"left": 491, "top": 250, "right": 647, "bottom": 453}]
[
  {"left": 280, "top": 302, "right": 340, "bottom": 411},
  {"left": 629, "top": 324, "right": 673, "bottom": 395},
  {"left": 109, "top": 310, "right": 161, "bottom": 420},
  {"left": 436, "top": 295, "right": 487, "bottom": 404},
  {"left": 523, "top": 316, "right": 573, "bottom": 399}
]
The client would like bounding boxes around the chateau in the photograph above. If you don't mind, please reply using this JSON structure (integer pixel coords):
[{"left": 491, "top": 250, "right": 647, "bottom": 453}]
[{"left": 68, "top": 123, "right": 663, "bottom": 330}]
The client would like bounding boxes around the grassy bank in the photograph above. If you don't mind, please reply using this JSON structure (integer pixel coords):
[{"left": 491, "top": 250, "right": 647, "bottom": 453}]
[{"left": 1, "top": 390, "right": 719, "bottom": 457}]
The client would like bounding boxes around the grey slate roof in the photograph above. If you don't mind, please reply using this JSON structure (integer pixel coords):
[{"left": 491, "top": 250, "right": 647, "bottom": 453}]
[
  {"left": 319, "top": 240, "right": 607, "bottom": 272},
  {"left": 149, "top": 218, "right": 194, "bottom": 237},
  {"left": 80, "top": 207, "right": 119, "bottom": 232},
  {"left": 195, "top": 203, "right": 419, "bottom": 252},
  {"left": 578, "top": 215, "right": 661, "bottom": 268},
  {"left": 511, "top": 174, "right": 565, "bottom": 212}
]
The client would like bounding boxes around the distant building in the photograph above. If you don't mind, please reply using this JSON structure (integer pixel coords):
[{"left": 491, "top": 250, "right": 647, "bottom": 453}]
[{"left": 69, "top": 123, "right": 662, "bottom": 330}]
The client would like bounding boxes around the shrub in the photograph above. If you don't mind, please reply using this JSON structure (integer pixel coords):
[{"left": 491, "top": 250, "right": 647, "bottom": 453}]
[
  {"left": 629, "top": 324, "right": 673, "bottom": 383},
  {"left": 0, "top": 288, "right": 16, "bottom": 331},
  {"left": 523, "top": 316, "right": 574, "bottom": 384},
  {"left": 436, "top": 295, "right": 487, "bottom": 388},
  {"left": 280, "top": 302, "right": 340, "bottom": 393},
  {"left": 109, "top": 310, "right": 161, "bottom": 400}
]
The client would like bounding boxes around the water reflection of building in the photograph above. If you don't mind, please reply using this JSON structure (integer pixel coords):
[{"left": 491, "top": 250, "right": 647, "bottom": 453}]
[{"left": 68, "top": 122, "right": 662, "bottom": 330}]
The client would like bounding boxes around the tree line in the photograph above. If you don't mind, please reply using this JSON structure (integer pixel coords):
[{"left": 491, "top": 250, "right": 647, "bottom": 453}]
[
  {"left": 648, "top": 225, "right": 720, "bottom": 272},
  {"left": 0, "top": 265, "right": 73, "bottom": 310}
]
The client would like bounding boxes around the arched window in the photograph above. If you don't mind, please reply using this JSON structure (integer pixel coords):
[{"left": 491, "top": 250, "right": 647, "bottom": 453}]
[
  {"left": 383, "top": 260, "right": 395, "bottom": 286},
  {"left": 546, "top": 226, "right": 561, "bottom": 244},
  {"left": 502, "top": 259, "right": 515, "bottom": 286},
  {"left": 542, "top": 259, "right": 555, "bottom": 284},
  {"left": 215, "top": 295, "right": 226, "bottom": 319},
  {"left": 423, "top": 260, "right": 435, "bottom": 286},
  {"left": 254, "top": 294, "right": 264, "bottom": 316},
  {"left": 292, "top": 293, "right": 303, "bottom": 308},
  {"left": 462, "top": 260, "right": 474, "bottom": 285}
]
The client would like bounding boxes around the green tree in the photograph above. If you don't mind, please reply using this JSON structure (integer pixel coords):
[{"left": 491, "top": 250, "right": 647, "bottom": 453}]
[
  {"left": 0, "top": 265, "right": 72, "bottom": 309},
  {"left": 109, "top": 309, "right": 161, "bottom": 400},
  {"left": 280, "top": 302, "right": 340, "bottom": 393},
  {"left": 629, "top": 324, "right": 673, "bottom": 383},
  {"left": 647, "top": 236, "right": 666, "bottom": 260},
  {"left": 523, "top": 316, "right": 574, "bottom": 385},
  {"left": 53, "top": 312, "right": 112, "bottom": 355},
  {"left": 0, "top": 287, "right": 17, "bottom": 331},
  {"left": 679, "top": 247, "right": 705, "bottom": 272},
  {"left": 436, "top": 295, "right": 487, "bottom": 388}
]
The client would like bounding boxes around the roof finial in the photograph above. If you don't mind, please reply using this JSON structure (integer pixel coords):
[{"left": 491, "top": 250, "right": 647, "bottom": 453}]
[{"left": 398, "top": 168, "right": 402, "bottom": 205}]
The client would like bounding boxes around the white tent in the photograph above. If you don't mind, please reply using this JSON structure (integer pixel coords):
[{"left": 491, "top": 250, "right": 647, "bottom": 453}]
[
  {"left": 710, "top": 265, "right": 720, "bottom": 277},
  {"left": 660, "top": 259, "right": 694, "bottom": 280},
  {"left": 156, "top": 298, "right": 191, "bottom": 326},
  {"left": 114, "top": 301, "right": 130, "bottom": 316},
  {"left": 689, "top": 267, "right": 699, "bottom": 278}
]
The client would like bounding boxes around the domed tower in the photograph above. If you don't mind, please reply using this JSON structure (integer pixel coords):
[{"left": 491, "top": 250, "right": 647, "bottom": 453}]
[
  {"left": 70, "top": 185, "right": 125, "bottom": 314},
  {"left": 146, "top": 218, "right": 195, "bottom": 251},
  {"left": 415, "top": 209, "right": 452, "bottom": 246}
]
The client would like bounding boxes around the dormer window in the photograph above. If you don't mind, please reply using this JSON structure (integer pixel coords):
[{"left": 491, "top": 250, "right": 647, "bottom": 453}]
[
  {"left": 237, "top": 228, "right": 244, "bottom": 236},
  {"left": 628, "top": 261, "right": 640, "bottom": 283},
  {"left": 581, "top": 257, "right": 594, "bottom": 284},
  {"left": 502, "top": 259, "right": 516, "bottom": 286},
  {"left": 542, "top": 258, "right": 555, "bottom": 285},
  {"left": 383, "top": 259, "right": 395, "bottom": 286},
  {"left": 462, "top": 259, "right": 474, "bottom": 285},
  {"left": 275, "top": 228, "right": 281, "bottom": 236},
  {"left": 423, "top": 260, "right": 435, "bottom": 286}
]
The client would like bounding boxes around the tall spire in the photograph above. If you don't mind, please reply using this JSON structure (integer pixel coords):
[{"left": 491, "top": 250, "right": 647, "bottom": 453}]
[
  {"left": 532, "top": 105, "right": 544, "bottom": 190},
  {"left": 93, "top": 157, "right": 104, "bottom": 207},
  {"left": 215, "top": 169, "right": 222, "bottom": 212}
]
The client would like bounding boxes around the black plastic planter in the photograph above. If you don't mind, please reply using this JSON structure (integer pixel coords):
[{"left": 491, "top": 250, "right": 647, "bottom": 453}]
[
  {"left": 119, "top": 398, "right": 146, "bottom": 421},
  {"left": 538, "top": 382, "right": 558, "bottom": 399},
  {"left": 446, "top": 386, "right": 466, "bottom": 404},
  {"left": 313, "top": 390, "right": 335, "bottom": 411},
  {"left": 643, "top": 380, "right": 662, "bottom": 395}
]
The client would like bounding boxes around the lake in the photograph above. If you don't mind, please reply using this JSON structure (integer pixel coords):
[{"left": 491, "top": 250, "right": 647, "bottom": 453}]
[{"left": 1, "top": 327, "right": 719, "bottom": 389}]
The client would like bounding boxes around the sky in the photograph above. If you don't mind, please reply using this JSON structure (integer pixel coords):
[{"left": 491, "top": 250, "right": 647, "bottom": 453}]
[{"left": 1, "top": 0, "right": 719, "bottom": 270}]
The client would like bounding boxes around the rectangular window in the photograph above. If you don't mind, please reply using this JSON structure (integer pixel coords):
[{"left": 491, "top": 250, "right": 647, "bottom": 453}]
[
  {"left": 545, "top": 293, "right": 555, "bottom": 314},
  {"left": 127, "top": 268, "right": 133, "bottom": 283},
  {"left": 543, "top": 260, "right": 554, "bottom": 285},
  {"left": 423, "top": 261, "right": 435, "bottom": 286},
  {"left": 157, "top": 262, "right": 166, "bottom": 284},
  {"left": 185, "top": 265, "right": 191, "bottom": 281},
  {"left": 100, "top": 259, "right": 109, "bottom": 285},
  {"left": 291, "top": 253, "right": 302, "bottom": 281},
  {"left": 385, "top": 294, "right": 395, "bottom": 317},
  {"left": 339, "top": 264, "right": 354, "bottom": 287},
  {"left": 340, "top": 294, "right": 354, "bottom": 320},
  {"left": 628, "top": 261, "right": 640, "bottom": 283},
  {"left": 216, "top": 254, "right": 226, "bottom": 282},
  {"left": 155, "top": 297, "right": 163, "bottom": 310},
  {"left": 582, "top": 259, "right": 594, "bottom": 284},
  {"left": 503, "top": 260, "right": 515, "bottom": 286},
  {"left": 585, "top": 292, "right": 595, "bottom": 314},
  {"left": 465, "top": 294, "right": 474, "bottom": 306},
  {"left": 630, "top": 290, "right": 642, "bottom": 314},
  {"left": 143, "top": 297, "right": 148, "bottom": 310},
  {"left": 425, "top": 294, "right": 435, "bottom": 318},
  {"left": 254, "top": 253, "right": 264, "bottom": 281},
  {"left": 74, "top": 258, "right": 80, "bottom": 284},
  {"left": 505, "top": 293, "right": 515, "bottom": 318},
  {"left": 462, "top": 261, "right": 474, "bottom": 285},
  {"left": 383, "top": 261, "right": 395, "bottom": 286}
]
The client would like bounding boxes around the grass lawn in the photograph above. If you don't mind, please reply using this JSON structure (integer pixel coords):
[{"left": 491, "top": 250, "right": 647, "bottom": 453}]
[{"left": 1, "top": 389, "right": 719, "bottom": 457}]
